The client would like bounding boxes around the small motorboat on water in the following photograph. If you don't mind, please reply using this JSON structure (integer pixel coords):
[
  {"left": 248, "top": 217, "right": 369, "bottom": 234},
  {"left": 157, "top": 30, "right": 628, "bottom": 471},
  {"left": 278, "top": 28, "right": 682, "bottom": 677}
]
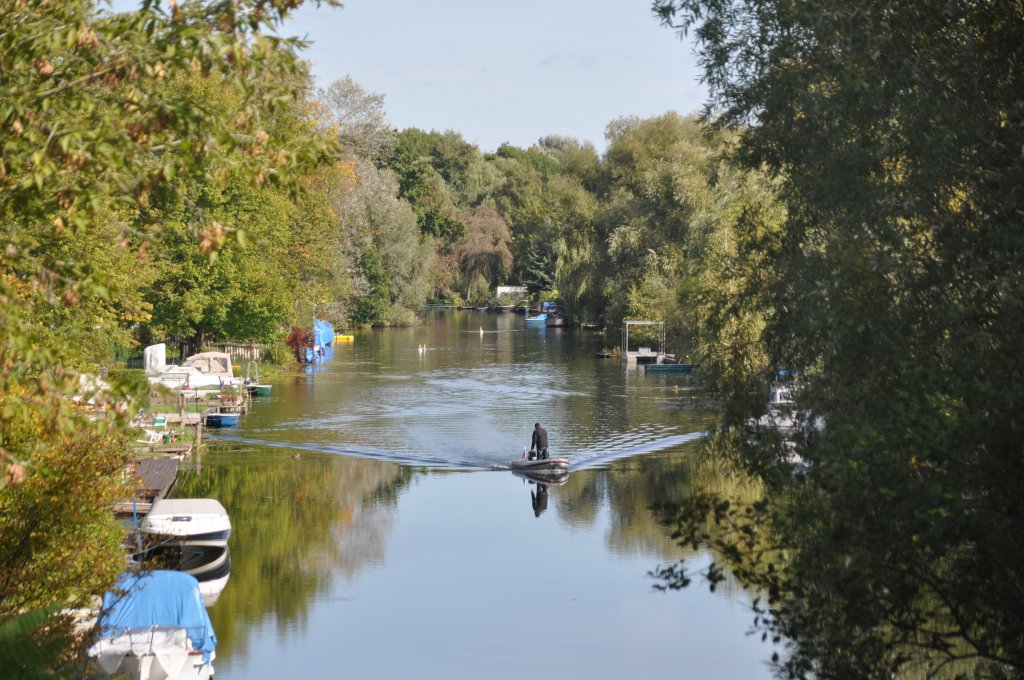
[{"left": 509, "top": 456, "right": 570, "bottom": 475}]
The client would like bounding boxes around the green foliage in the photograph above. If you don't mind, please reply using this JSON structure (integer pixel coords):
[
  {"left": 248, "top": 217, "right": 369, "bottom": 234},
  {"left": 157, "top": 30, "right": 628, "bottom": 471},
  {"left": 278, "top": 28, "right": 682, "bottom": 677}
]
[
  {"left": 0, "top": 606, "right": 66, "bottom": 680},
  {"left": 654, "top": 0, "right": 1024, "bottom": 676},
  {"left": 388, "top": 130, "right": 468, "bottom": 244},
  {"left": 0, "top": 1, "right": 341, "bottom": 673},
  {"left": 351, "top": 247, "right": 391, "bottom": 326},
  {"left": 522, "top": 243, "right": 555, "bottom": 296}
]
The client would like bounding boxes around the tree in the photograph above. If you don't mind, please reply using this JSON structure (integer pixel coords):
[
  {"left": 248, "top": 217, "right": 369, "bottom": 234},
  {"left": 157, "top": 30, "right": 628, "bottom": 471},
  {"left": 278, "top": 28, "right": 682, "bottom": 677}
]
[
  {"left": 453, "top": 205, "right": 513, "bottom": 300},
  {"left": 0, "top": 0, "right": 340, "bottom": 669},
  {"left": 653, "top": 0, "right": 1024, "bottom": 676},
  {"left": 319, "top": 75, "right": 395, "bottom": 163},
  {"left": 350, "top": 246, "right": 391, "bottom": 326}
]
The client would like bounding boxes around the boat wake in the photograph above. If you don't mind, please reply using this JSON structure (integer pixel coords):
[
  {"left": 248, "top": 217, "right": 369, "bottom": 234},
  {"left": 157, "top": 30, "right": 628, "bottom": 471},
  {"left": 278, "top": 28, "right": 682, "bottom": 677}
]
[
  {"left": 565, "top": 430, "right": 707, "bottom": 470},
  {"left": 207, "top": 429, "right": 707, "bottom": 472},
  {"left": 205, "top": 433, "right": 468, "bottom": 469}
]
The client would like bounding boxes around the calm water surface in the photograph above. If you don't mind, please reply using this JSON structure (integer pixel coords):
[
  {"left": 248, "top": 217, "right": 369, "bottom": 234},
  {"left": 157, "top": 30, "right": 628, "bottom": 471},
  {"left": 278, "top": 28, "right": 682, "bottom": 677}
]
[{"left": 177, "top": 311, "right": 773, "bottom": 679}]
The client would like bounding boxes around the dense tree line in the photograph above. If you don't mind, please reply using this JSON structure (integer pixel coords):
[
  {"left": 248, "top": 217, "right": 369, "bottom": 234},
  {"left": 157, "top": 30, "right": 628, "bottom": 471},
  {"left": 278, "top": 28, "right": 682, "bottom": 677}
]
[{"left": 650, "top": 0, "right": 1024, "bottom": 677}]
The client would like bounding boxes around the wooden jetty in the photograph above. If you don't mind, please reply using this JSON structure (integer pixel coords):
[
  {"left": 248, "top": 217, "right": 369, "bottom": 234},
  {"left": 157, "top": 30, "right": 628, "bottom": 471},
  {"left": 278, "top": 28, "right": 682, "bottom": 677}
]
[{"left": 115, "top": 456, "right": 179, "bottom": 517}]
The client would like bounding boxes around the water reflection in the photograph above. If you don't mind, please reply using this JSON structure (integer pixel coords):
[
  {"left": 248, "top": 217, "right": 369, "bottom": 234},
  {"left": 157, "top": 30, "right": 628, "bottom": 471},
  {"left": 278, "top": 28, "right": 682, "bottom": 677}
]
[
  {"left": 175, "top": 447, "right": 410, "bottom": 660},
  {"left": 173, "top": 312, "right": 772, "bottom": 678},
  {"left": 512, "top": 471, "right": 568, "bottom": 518}
]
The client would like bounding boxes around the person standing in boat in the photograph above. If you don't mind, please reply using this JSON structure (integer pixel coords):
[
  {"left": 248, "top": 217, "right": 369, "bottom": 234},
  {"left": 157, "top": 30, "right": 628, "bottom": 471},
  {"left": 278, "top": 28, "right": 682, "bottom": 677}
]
[{"left": 530, "top": 422, "right": 549, "bottom": 460}]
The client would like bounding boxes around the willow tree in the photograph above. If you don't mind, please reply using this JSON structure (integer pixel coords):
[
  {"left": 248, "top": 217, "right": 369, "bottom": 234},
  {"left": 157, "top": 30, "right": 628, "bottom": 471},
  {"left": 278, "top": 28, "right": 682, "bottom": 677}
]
[
  {"left": 654, "top": 0, "right": 1024, "bottom": 676},
  {"left": 0, "top": 0, "right": 339, "bottom": 672}
]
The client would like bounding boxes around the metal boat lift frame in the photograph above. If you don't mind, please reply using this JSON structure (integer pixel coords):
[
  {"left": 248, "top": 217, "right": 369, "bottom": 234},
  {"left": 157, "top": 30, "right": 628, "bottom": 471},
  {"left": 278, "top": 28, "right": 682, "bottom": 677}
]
[{"left": 621, "top": 320, "right": 666, "bottom": 365}]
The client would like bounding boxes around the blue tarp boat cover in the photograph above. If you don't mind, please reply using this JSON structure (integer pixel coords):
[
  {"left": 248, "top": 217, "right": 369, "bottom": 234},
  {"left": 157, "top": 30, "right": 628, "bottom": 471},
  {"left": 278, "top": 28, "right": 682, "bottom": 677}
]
[
  {"left": 98, "top": 571, "right": 217, "bottom": 662},
  {"left": 313, "top": 319, "right": 334, "bottom": 347}
]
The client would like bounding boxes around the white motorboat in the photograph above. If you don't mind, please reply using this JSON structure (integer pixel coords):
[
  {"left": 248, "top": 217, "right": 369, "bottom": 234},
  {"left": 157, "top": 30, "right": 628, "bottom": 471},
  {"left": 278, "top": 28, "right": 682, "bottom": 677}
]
[
  {"left": 145, "top": 346, "right": 240, "bottom": 390},
  {"left": 132, "top": 499, "right": 233, "bottom": 603},
  {"left": 88, "top": 570, "right": 217, "bottom": 680},
  {"left": 141, "top": 499, "right": 231, "bottom": 547}
]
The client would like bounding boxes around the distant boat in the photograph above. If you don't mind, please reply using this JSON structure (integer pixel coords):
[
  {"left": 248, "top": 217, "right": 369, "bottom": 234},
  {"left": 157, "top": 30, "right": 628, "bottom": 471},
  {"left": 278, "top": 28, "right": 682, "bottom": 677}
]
[
  {"left": 525, "top": 313, "right": 547, "bottom": 325},
  {"left": 204, "top": 405, "right": 240, "bottom": 427},
  {"left": 147, "top": 350, "right": 240, "bottom": 390},
  {"left": 643, "top": 363, "right": 694, "bottom": 373},
  {"left": 88, "top": 570, "right": 217, "bottom": 680}
]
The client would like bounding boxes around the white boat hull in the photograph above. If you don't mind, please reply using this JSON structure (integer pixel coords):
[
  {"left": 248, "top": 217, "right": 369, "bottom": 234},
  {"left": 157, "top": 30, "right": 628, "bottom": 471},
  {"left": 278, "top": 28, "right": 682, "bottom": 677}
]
[
  {"left": 90, "top": 628, "right": 215, "bottom": 680},
  {"left": 141, "top": 499, "right": 231, "bottom": 547}
]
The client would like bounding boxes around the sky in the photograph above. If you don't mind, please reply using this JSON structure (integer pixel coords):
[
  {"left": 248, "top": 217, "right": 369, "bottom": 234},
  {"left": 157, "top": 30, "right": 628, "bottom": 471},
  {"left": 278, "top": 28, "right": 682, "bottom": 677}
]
[
  {"left": 108, "top": 0, "right": 708, "bottom": 154},
  {"left": 281, "top": 0, "right": 707, "bottom": 153}
]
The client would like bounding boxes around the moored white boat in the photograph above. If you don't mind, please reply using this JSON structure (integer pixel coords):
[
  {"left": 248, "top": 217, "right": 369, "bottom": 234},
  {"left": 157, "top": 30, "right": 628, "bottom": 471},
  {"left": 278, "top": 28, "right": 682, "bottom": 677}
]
[
  {"left": 88, "top": 571, "right": 217, "bottom": 680},
  {"left": 145, "top": 347, "right": 240, "bottom": 390},
  {"left": 141, "top": 498, "right": 231, "bottom": 547}
]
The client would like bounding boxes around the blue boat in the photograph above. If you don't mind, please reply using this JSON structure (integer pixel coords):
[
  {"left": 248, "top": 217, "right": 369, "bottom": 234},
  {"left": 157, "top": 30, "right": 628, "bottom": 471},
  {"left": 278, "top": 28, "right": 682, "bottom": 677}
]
[
  {"left": 88, "top": 570, "right": 217, "bottom": 679},
  {"left": 313, "top": 319, "right": 335, "bottom": 347},
  {"left": 525, "top": 313, "right": 548, "bottom": 325},
  {"left": 205, "top": 407, "right": 240, "bottom": 427}
]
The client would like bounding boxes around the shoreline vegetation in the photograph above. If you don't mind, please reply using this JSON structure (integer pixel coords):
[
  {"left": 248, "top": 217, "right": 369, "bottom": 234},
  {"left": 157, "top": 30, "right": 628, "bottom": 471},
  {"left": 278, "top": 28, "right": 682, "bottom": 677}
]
[{"left": 2, "top": 0, "right": 1022, "bottom": 678}]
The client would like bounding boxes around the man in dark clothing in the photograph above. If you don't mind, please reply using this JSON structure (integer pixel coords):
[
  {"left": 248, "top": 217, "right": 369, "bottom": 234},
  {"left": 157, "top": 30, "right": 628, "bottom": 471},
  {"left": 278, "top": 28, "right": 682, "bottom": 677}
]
[{"left": 530, "top": 422, "right": 549, "bottom": 460}]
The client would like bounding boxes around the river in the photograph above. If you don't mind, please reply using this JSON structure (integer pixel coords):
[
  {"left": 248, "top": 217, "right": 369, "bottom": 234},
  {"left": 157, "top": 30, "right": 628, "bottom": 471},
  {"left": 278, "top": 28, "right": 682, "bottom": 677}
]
[{"left": 176, "top": 310, "right": 773, "bottom": 679}]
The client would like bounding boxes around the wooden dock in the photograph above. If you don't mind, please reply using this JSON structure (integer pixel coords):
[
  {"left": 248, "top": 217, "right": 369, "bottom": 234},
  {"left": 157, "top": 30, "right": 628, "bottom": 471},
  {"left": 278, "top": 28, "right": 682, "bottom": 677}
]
[{"left": 115, "top": 456, "right": 179, "bottom": 517}]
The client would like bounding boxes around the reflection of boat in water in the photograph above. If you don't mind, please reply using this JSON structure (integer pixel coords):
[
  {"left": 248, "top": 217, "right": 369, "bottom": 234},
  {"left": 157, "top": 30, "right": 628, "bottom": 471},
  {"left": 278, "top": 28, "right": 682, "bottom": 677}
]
[
  {"left": 132, "top": 546, "right": 231, "bottom": 607},
  {"left": 88, "top": 570, "right": 217, "bottom": 680},
  {"left": 509, "top": 457, "right": 570, "bottom": 476},
  {"left": 512, "top": 463, "right": 570, "bottom": 517},
  {"left": 133, "top": 499, "right": 233, "bottom": 607},
  {"left": 512, "top": 469, "right": 570, "bottom": 487}
]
